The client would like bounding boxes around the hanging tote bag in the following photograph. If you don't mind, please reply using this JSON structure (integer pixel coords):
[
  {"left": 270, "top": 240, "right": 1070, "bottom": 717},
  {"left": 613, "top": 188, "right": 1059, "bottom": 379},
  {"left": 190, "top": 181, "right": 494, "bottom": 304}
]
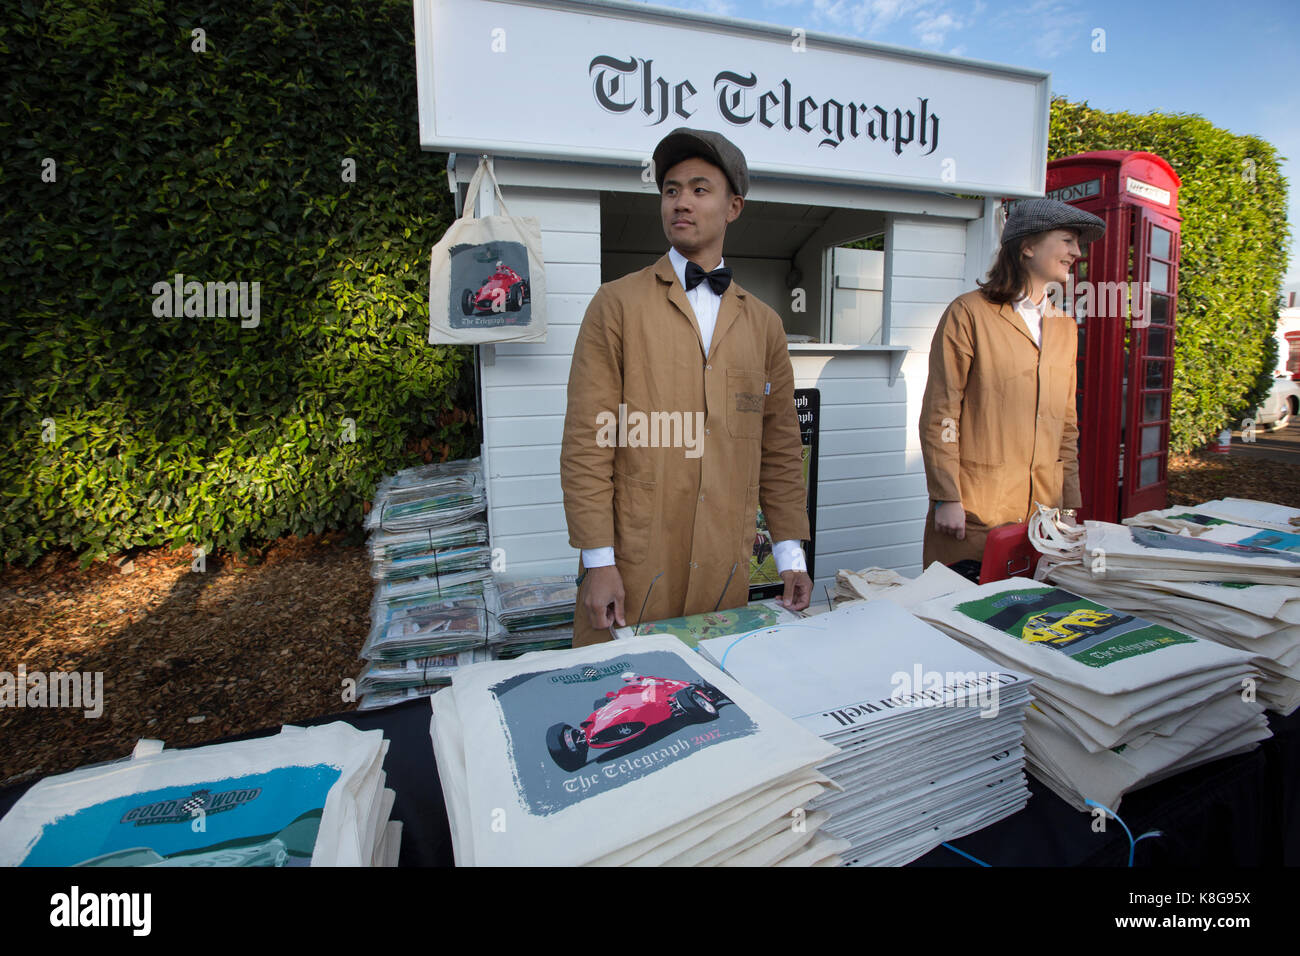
[{"left": 428, "top": 157, "right": 546, "bottom": 344}]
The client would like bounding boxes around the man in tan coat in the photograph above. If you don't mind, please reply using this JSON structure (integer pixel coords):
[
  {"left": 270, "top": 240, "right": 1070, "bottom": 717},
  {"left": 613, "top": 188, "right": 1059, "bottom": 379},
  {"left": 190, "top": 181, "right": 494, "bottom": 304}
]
[
  {"left": 919, "top": 198, "right": 1105, "bottom": 569},
  {"left": 561, "top": 129, "right": 811, "bottom": 646}
]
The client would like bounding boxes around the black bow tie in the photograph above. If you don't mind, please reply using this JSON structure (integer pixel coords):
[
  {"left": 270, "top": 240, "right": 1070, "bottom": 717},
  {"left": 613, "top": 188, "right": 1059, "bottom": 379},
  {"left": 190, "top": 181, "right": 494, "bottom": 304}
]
[{"left": 684, "top": 261, "right": 732, "bottom": 295}]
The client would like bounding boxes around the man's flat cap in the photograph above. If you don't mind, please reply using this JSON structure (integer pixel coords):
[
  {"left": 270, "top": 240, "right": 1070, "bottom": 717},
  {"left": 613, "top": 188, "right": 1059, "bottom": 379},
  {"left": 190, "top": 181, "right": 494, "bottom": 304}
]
[
  {"left": 653, "top": 128, "right": 749, "bottom": 197},
  {"left": 1002, "top": 198, "right": 1106, "bottom": 247}
]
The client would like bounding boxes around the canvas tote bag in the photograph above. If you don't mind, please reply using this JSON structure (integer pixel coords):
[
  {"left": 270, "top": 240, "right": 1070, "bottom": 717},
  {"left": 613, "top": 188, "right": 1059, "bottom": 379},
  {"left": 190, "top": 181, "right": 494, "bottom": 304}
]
[{"left": 428, "top": 157, "right": 546, "bottom": 344}]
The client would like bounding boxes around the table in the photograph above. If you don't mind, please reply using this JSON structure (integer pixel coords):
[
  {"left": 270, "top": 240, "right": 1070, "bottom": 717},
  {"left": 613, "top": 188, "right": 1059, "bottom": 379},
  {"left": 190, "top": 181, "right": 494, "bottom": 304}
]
[{"left": 3, "top": 702, "right": 1296, "bottom": 866}]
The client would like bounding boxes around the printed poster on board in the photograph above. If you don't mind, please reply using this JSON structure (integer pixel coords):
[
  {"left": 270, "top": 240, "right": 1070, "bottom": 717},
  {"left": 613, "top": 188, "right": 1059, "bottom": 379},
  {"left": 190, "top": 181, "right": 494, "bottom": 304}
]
[{"left": 749, "top": 388, "right": 818, "bottom": 599}]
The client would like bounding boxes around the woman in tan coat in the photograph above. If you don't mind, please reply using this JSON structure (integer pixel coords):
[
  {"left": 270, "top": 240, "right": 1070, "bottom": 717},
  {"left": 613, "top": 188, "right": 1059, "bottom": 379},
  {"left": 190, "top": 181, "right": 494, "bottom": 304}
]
[{"left": 919, "top": 199, "right": 1106, "bottom": 570}]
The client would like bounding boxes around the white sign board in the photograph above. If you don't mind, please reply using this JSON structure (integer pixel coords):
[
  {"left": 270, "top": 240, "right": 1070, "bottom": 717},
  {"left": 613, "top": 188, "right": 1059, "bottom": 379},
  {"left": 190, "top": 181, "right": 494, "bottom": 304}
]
[
  {"left": 1125, "top": 176, "right": 1172, "bottom": 207},
  {"left": 415, "top": 0, "right": 1050, "bottom": 197}
]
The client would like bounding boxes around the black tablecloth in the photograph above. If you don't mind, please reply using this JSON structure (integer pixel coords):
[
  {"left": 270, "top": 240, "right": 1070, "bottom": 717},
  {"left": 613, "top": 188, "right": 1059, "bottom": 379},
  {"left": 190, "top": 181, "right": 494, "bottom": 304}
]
[{"left": 3, "top": 702, "right": 1297, "bottom": 867}]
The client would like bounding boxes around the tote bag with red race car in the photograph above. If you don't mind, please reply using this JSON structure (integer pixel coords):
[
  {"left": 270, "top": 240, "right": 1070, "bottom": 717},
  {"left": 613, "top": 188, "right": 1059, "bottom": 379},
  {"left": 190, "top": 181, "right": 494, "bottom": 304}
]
[{"left": 428, "top": 156, "right": 547, "bottom": 345}]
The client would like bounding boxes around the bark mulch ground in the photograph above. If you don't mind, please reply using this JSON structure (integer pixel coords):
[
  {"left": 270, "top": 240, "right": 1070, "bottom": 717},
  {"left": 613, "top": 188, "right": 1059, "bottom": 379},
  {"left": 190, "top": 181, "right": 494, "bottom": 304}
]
[
  {"left": 0, "top": 536, "right": 371, "bottom": 786},
  {"left": 2, "top": 448, "right": 1297, "bottom": 787}
]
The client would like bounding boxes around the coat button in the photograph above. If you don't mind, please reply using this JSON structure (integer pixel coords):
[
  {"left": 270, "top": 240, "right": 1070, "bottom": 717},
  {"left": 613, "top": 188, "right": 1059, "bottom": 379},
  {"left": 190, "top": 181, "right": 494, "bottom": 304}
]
[
  {"left": 699, "top": 494, "right": 705, "bottom": 501},
  {"left": 705, "top": 428, "right": 710, "bottom": 436},
  {"left": 705, "top": 364, "right": 712, "bottom": 371}
]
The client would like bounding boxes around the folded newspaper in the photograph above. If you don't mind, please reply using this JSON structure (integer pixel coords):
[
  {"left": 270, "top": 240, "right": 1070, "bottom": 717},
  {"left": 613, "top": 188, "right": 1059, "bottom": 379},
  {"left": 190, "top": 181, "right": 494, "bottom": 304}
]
[
  {"left": 697, "top": 596, "right": 1032, "bottom": 866},
  {"left": 364, "top": 458, "right": 486, "bottom": 534}
]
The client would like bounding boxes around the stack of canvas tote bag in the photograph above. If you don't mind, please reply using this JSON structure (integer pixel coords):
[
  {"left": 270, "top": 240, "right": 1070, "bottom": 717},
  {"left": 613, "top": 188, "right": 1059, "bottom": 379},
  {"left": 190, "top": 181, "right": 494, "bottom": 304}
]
[
  {"left": 912, "top": 576, "right": 1269, "bottom": 813},
  {"left": 1033, "top": 501, "right": 1300, "bottom": 715},
  {"left": 428, "top": 157, "right": 546, "bottom": 344}
]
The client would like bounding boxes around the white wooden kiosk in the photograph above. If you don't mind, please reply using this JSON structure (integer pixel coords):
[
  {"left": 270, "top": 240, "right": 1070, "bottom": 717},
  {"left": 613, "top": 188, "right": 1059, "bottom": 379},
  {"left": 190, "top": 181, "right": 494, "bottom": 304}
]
[{"left": 414, "top": 0, "right": 1049, "bottom": 595}]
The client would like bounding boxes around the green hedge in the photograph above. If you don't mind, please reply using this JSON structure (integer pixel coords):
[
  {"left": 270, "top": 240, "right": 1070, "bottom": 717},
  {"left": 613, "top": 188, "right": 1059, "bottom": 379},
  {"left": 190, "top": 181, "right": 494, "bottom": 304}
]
[
  {"left": 1, "top": 0, "right": 477, "bottom": 565},
  {"left": 1049, "top": 97, "right": 1291, "bottom": 453}
]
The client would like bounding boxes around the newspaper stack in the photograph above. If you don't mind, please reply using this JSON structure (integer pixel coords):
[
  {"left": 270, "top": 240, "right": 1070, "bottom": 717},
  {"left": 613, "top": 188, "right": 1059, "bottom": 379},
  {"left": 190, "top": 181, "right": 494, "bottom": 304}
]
[
  {"left": 697, "top": 598, "right": 1033, "bottom": 866},
  {"left": 357, "top": 648, "right": 493, "bottom": 711},
  {"left": 430, "top": 635, "right": 846, "bottom": 866},
  {"left": 364, "top": 458, "right": 486, "bottom": 536},
  {"left": 913, "top": 578, "right": 1271, "bottom": 813},
  {"left": 368, "top": 521, "right": 490, "bottom": 582},
  {"left": 355, "top": 458, "right": 498, "bottom": 709},
  {"left": 0, "top": 722, "right": 399, "bottom": 866},
  {"left": 491, "top": 576, "right": 578, "bottom": 659},
  {"left": 365, "top": 459, "right": 491, "bottom": 592},
  {"left": 358, "top": 587, "right": 499, "bottom": 710}
]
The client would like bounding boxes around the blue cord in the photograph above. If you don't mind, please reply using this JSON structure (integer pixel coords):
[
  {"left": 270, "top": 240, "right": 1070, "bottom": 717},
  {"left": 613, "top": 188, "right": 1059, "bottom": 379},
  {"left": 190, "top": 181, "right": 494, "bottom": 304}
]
[
  {"left": 1085, "top": 798, "right": 1163, "bottom": 866},
  {"left": 942, "top": 842, "right": 991, "bottom": 867},
  {"left": 716, "top": 623, "right": 819, "bottom": 672}
]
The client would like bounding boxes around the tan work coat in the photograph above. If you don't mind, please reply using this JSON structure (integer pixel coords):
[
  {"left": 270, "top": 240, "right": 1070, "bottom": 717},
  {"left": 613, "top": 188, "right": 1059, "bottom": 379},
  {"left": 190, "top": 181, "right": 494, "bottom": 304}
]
[
  {"left": 918, "top": 289, "right": 1082, "bottom": 568},
  {"left": 561, "top": 254, "right": 809, "bottom": 646}
]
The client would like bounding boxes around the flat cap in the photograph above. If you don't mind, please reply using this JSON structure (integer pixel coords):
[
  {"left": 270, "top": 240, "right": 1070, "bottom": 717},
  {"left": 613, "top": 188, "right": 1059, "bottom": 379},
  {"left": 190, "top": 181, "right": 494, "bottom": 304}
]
[
  {"left": 653, "top": 128, "right": 749, "bottom": 197},
  {"left": 1002, "top": 198, "right": 1106, "bottom": 247}
]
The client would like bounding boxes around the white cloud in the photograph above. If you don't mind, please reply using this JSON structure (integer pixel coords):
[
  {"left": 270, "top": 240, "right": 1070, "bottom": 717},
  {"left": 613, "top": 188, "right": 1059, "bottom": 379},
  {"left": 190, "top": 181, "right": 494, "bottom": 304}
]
[
  {"left": 915, "top": 10, "right": 959, "bottom": 47},
  {"left": 987, "top": 0, "right": 1089, "bottom": 59}
]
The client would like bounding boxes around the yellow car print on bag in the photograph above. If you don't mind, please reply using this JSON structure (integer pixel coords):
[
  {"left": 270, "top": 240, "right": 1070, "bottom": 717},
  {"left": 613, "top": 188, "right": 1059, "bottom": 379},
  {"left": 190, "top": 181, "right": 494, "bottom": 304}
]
[{"left": 1021, "top": 609, "right": 1135, "bottom": 648}]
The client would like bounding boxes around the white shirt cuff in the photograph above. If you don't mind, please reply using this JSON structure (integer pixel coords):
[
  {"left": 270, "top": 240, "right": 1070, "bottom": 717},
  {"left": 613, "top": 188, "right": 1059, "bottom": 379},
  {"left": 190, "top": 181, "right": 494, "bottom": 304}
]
[
  {"left": 581, "top": 547, "right": 616, "bottom": 569},
  {"left": 772, "top": 539, "right": 806, "bottom": 574}
]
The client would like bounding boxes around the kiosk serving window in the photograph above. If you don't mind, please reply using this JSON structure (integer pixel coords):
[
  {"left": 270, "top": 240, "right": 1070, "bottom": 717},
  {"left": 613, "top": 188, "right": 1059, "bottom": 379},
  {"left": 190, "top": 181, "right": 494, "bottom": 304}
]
[{"left": 600, "top": 192, "right": 888, "bottom": 346}]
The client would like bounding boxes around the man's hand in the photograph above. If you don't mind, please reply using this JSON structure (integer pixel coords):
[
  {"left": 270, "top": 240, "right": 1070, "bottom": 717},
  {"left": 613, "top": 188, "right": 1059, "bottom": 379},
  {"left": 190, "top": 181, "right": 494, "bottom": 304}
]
[
  {"left": 583, "top": 564, "right": 627, "bottom": 630},
  {"left": 934, "top": 501, "right": 966, "bottom": 539},
  {"left": 778, "top": 569, "right": 812, "bottom": 611}
]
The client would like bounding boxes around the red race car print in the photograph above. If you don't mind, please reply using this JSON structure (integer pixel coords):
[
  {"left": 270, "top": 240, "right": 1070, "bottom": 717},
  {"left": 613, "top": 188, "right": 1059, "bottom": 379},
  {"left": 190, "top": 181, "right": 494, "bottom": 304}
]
[
  {"left": 460, "top": 262, "right": 530, "bottom": 317},
  {"left": 545, "top": 673, "right": 730, "bottom": 773}
]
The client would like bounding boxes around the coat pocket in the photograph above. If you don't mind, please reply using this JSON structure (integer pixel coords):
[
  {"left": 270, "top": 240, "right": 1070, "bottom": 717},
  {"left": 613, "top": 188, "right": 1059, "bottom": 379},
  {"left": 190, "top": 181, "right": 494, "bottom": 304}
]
[
  {"left": 1041, "top": 363, "right": 1074, "bottom": 423},
  {"left": 958, "top": 458, "right": 1003, "bottom": 526},
  {"left": 727, "top": 368, "right": 766, "bottom": 439},
  {"left": 612, "top": 471, "right": 656, "bottom": 565}
]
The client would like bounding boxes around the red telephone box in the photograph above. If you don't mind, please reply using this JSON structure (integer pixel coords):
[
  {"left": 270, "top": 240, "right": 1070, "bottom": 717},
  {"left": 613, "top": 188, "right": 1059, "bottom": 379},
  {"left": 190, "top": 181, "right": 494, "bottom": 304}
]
[{"left": 1043, "top": 151, "right": 1182, "bottom": 522}]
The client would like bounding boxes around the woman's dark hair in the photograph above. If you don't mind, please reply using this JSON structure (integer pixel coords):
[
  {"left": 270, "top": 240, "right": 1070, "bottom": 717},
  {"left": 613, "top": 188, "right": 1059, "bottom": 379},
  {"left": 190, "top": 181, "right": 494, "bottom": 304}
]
[{"left": 977, "top": 237, "right": 1032, "bottom": 305}]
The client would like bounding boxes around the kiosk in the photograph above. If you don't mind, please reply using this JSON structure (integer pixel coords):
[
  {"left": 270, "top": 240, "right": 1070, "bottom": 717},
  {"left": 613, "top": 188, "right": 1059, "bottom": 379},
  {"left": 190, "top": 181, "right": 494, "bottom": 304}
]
[{"left": 414, "top": 0, "right": 1052, "bottom": 593}]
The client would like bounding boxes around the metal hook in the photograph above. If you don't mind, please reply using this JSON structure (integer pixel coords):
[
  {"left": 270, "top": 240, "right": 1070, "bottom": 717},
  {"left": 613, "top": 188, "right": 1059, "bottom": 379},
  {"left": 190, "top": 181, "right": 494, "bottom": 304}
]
[
  {"left": 633, "top": 571, "right": 664, "bottom": 636},
  {"left": 712, "top": 563, "right": 739, "bottom": 612}
]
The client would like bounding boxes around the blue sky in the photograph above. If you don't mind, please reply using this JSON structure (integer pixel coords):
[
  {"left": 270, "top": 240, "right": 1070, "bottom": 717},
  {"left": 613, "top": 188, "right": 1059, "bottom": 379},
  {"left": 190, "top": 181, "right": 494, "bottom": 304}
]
[{"left": 639, "top": 0, "right": 1300, "bottom": 285}]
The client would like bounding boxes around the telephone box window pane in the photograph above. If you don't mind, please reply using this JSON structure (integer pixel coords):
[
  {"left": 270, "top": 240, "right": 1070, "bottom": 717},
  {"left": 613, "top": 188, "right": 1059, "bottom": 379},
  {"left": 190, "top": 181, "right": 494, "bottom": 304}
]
[
  {"left": 1147, "top": 326, "right": 1168, "bottom": 355},
  {"left": 1141, "top": 424, "right": 1162, "bottom": 455},
  {"left": 1151, "top": 226, "right": 1171, "bottom": 261},
  {"left": 1077, "top": 260, "right": 1089, "bottom": 282},
  {"left": 1143, "top": 394, "right": 1163, "bottom": 422},
  {"left": 1139, "top": 457, "right": 1160, "bottom": 487},
  {"left": 1145, "top": 361, "right": 1166, "bottom": 389},
  {"left": 1149, "top": 294, "right": 1169, "bottom": 325},
  {"left": 1150, "top": 260, "right": 1169, "bottom": 293}
]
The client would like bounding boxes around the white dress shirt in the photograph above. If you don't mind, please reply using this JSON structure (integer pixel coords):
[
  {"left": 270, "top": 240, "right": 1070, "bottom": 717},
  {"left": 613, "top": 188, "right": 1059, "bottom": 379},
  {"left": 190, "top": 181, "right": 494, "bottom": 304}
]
[
  {"left": 582, "top": 248, "right": 807, "bottom": 578},
  {"left": 1013, "top": 290, "right": 1046, "bottom": 347}
]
